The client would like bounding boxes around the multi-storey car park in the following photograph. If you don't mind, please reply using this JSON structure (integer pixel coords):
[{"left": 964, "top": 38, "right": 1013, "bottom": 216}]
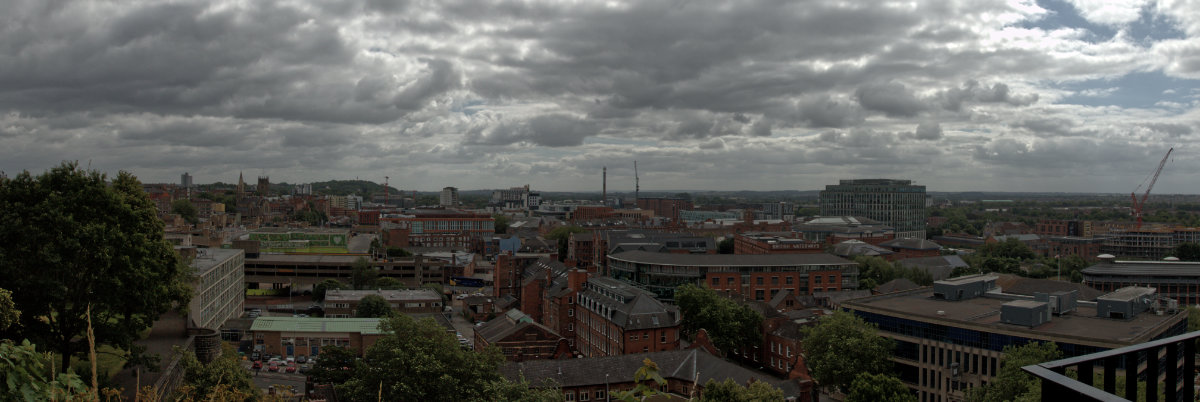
[{"left": 606, "top": 250, "right": 858, "bottom": 301}]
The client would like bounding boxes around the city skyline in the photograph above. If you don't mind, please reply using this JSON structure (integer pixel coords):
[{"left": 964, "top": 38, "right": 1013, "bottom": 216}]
[{"left": 1, "top": 0, "right": 1198, "bottom": 193}]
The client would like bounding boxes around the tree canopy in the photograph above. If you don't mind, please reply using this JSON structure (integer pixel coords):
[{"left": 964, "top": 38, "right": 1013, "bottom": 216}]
[
  {"left": 0, "top": 163, "right": 192, "bottom": 372},
  {"left": 355, "top": 294, "right": 394, "bottom": 318},
  {"left": 966, "top": 342, "right": 1061, "bottom": 402},
  {"left": 800, "top": 311, "right": 894, "bottom": 393},
  {"left": 717, "top": 237, "right": 735, "bottom": 254},
  {"left": 309, "top": 345, "right": 358, "bottom": 384},
  {"left": 847, "top": 372, "right": 916, "bottom": 402},
  {"left": 176, "top": 344, "right": 259, "bottom": 401},
  {"left": 700, "top": 378, "right": 785, "bottom": 401},
  {"left": 675, "top": 284, "right": 763, "bottom": 353},
  {"left": 1170, "top": 242, "right": 1200, "bottom": 261},
  {"left": 493, "top": 214, "right": 511, "bottom": 234},
  {"left": 351, "top": 257, "right": 377, "bottom": 290},
  {"left": 336, "top": 315, "right": 559, "bottom": 401},
  {"left": 171, "top": 199, "right": 199, "bottom": 224},
  {"left": 855, "top": 256, "right": 934, "bottom": 290},
  {"left": 313, "top": 279, "right": 345, "bottom": 302}
]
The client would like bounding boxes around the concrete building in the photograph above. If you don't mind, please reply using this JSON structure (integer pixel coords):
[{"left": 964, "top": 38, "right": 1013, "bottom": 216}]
[
  {"left": 843, "top": 274, "right": 1187, "bottom": 402},
  {"left": 242, "top": 254, "right": 445, "bottom": 289},
  {"left": 607, "top": 251, "right": 858, "bottom": 301},
  {"left": 380, "top": 210, "right": 495, "bottom": 250},
  {"left": 636, "top": 197, "right": 693, "bottom": 223},
  {"left": 575, "top": 277, "right": 681, "bottom": 357},
  {"left": 323, "top": 289, "right": 444, "bottom": 318},
  {"left": 734, "top": 232, "right": 825, "bottom": 254},
  {"left": 760, "top": 202, "right": 796, "bottom": 220},
  {"left": 440, "top": 186, "right": 459, "bottom": 207},
  {"left": 1100, "top": 227, "right": 1200, "bottom": 259},
  {"left": 794, "top": 216, "right": 896, "bottom": 245},
  {"left": 818, "top": 179, "right": 927, "bottom": 239},
  {"left": 183, "top": 247, "right": 245, "bottom": 330},
  {"left": 1083, "top": 255, "right": 1200, "bottom": 305}
]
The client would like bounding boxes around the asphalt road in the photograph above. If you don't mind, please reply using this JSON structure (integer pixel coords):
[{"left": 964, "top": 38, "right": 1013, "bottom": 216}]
[{"left": 242, "top": 359, "right": 307, "bottom": 397}]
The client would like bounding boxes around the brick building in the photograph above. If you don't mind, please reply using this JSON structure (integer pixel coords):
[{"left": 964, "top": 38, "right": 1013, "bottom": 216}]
[
  {"left": 734, "top": 232, "right": 825, "bottom": 254},
  {"left": 636, "top": 197, "right": 694, "bottom": 223},
  {"left": 250, "top": 317, "right": 385, "bottom": 358},
  {"left": 379, "top": 210, "right": 495, "bottom": 250},
  {"left": 575, "top": 277, "right": 681, "bottom": 357},
  {"left": 475, "top": 309, "right": 573, "bottom": 361},
  {"left": 1035, "top": 219, "right": 1092, "bottom": 237},
  {"left": 567, "top": 232, "right": 597, "bottom": 269},
  {"left": 607, "top": 251, "right": 859, "bottom": 301}
]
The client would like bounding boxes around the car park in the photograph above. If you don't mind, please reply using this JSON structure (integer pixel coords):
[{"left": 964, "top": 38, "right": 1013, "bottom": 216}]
[
  {"left": 285, "top": 365, "right": 297, "bottom": 373},
  {"left": 298, "top": 364, "right": 311, "bottom": 374},
  {"left": 297, "top": 355, "right": 307, "bottom": 364},
  {"left": 285, "top": 356, "right": 296, "bottom": 365},
  {"left": 252, "top": 361, "right": 262, "bottom": 370},
  {"left": 267, "top": 363, "right": 279, "bottom": 372}
]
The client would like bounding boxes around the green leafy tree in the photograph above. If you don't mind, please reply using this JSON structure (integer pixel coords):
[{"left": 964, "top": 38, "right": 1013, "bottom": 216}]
[
  {"left": 0, "top": 288, "right": 18, "bottom": 331},
  {"left": 675, "top": 284, "right": 763, "bottom": 353},
  {"left": 1170, "top": 242, "right": 1200, "bottom": 261},
  {"left": 172, "top": 198, "right": 199, "bottom": 224},
  {"left": 385, "top": 247, "right": 413, "bottom": 257},
  {"left": 0, "top": 163, "right": 192, "bottom": 372},
  {"left": 966, "top": 342, "right": 1061, "bottom": 402},
  {"left": 0, "top": 339, "right": 90, "bottom": 401},
  {"left": 611, "top": 358, "right": 667, "bottom": 402},
  {"left": 351, "top": 257, "right": 377, "bottom": 290},
  {"left": 493, "top": 214, "right": 511, "bottom": 234},
  {"left": 847, "top": 372, "right": 916, "bottom": 402},
  {"left": 979, "top": 238, "right": 1035, "bottom": 260},
  {"left": 337, "top": 315, "right": 558, "bottom": 401},
  {"left": 545, "top": 226, "right": 586, "bottom": 260},
  {"left": 800, "top": 311, "right": 894, "bottom": 393},
  {"left": 309, "top": 345, "right": 358, "bottom": 384},
  {"left": 374, "top": 277, "right": 405, "bottom": 290},
  {"left": 176, "top": 343, "right": 260, "bottom": 401},
  {"left": 355, "top": 294, "right": 394, "bottom": 318},
  {"left": 700, "top": 378, "right": 785, "bottom": 401},
  {"left": 717, "top": 237, "right": 735, "bottom": 254},
  {"left": 313, "top": 279, "right": 345, "bottom": 302}
]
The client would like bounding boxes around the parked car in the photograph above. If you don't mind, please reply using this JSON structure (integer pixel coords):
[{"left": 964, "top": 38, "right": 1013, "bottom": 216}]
[
  {"left": 252, "top": 361, "right": 262, "bottom": 370},
  {"left": 285, "top": 365, "right": 297, "bottom": 373},
  {"left": 250, "top": 351, "right": 261, "bottom": 361},
  {"left": 285, "top": 356, "right": 296, "bottom": 365},
  {"left": 297, "top": 355, "right": 307, "bottom": 364},
  {"left": 267, "top": 363, "right": 279, "bottom": 372},
  {"left": 298, "top": 364, "right": 311, "bottom": 374}
]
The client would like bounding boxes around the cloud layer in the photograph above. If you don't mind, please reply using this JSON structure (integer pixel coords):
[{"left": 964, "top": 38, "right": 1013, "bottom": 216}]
[{"left": 1, "top": 0, "right": 1198, "bottom": 193}]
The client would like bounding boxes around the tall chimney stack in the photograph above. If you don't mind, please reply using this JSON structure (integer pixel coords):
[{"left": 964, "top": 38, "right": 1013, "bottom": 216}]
[{"left": 602, "top": 166, "right": 607, "bottom": 207}]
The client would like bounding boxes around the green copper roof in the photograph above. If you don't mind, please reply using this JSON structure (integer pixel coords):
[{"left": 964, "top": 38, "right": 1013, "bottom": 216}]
[{"left": 249, "top": 317, "right": 384, "bottom": 334}]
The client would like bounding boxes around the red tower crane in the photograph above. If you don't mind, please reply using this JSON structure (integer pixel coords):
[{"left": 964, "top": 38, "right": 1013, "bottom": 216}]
[{"left": 1131, "top": 148, "right": 1173, "bottom": 230}]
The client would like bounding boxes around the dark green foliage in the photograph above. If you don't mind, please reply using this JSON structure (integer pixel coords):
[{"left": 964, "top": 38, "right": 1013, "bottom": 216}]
[
  {"left": 308, "top": 180, "right": 398, "bottom": 198},
  {"left": 1170, "top": 242, "right": 1200, "bottom": 261},
  {"left": 351, "top": 257, "right": 377, "bottom": 290},
  {"left": 337, "top": 315, "right": 560, "bottom": 401},
  {"left": 966, "top": 342, "right": 1061, "bottom": 402},
  {"left": 675, "top": 284, "right": 763, "bottom": 353},
  {"left": 0, "top": 288, "right": 17, "bottom": 331},
  {"left": 978, "top": 238, "right": 1036, "bottom": 260},
  {"left": 611, "top": 358, "right": 668, "bottom": 402},
  {"left": 385, "top": 247, "right": 412, "bottom": 257},
  {"left": 309, "top": 345, "right": 358, "bottom": 384},
  {"left": 291, "top": 208, "right": 327, "bottom": 226},
  {"left": 717, "top": 237, "right": 735, "bottom": 254},
  {"left": 0, "top": 339, "right": 89, "bottom": 401},
  {"left": 847, "top": 372, "right": 916, "bottom": 402},
  {"left": 177, "top": 344, "right": 260, "bottom": 401},
  {"left": 374, "top": 277, "right": 405, "bottom": 290},
  {"left": 800, "top": 311, "right": 894, "bottom": 393},
  {"left": 172, "top": 198, "right": 199, "bottom": 224},
  {"left": 700, "top": 378, "right": 785, "bottom": 401},
  {"left": 355, "top": 294, "right": 394, "bottom": 318},
  {"left": 313, "top": 279, "right": 345, "bottom": 302},
  {"left": 0, "top": 163, "right": 192, "bottom": 372},
  {"left": 493, "top": 214, "right": 511, "bottom": 234},
  {"left": 855, "top": 256, "right": 934, "bottom": 289}
]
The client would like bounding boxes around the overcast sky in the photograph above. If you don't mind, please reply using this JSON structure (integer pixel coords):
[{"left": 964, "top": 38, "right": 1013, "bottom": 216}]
[{"left": 2, "top": 0, "right": 1198, "bottom": 193}]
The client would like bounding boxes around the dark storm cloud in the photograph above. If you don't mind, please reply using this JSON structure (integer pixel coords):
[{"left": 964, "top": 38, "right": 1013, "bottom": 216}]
[
  {"left": 854, "top": 83, "right": 926, "bottom": 117},
  {"left": 914, "top": 122, "right": 944, "bottom": 140}
]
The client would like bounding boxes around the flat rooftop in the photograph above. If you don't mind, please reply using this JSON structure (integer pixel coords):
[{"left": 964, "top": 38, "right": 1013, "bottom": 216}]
[
  {"left": 249, "top": 227, "right": 349, "bottom": 234},
  {"left": 190, "top": 248, "right": 243, "bottom": 274},
  {"left": 844, "top": 288, "right": 1184, "bottom": 347},
  {"left": 325, "top": 289, "right": 442, "bottom": 302},
  {"left": 608, "top": 250, "right": 855, "bottom": 267},
  {"left": 250, "top": 317, "right": 383, "bottom": 334},
  {"left": 1096, "top": 287, "right": 1155, "bottom": 301}
]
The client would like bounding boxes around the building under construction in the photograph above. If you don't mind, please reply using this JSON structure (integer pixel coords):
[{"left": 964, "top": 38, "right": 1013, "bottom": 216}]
[{"left": 1100, "top": 227, "right": 1200, "bottom": 259}]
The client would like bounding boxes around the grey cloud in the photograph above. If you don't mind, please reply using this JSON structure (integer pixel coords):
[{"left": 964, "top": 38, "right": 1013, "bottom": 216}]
[
  {"left": 938, "top": 81, "right": 1038, "bottom": 110},
  {"left": 466, "top": 114, "right": 600, "bottom": 147},
  {"left": 914, "top": 121, "right": 944, "bottom": 140},
  {"left": 855, "top": 83, "right": 925, "bottom": 117},
  {"left": 794, "top": 95, "right": 866, "bottom": 128}
]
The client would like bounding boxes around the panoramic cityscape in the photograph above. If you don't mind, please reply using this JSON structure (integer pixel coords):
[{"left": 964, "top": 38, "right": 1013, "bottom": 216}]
[{"left": 2, "top": 0, "right": 1200, "bottom": 401}]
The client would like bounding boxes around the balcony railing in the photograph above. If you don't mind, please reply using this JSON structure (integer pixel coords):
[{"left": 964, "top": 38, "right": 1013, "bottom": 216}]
[{"left": 1022, "top": 331, "right": 1199, "bottom": 402}]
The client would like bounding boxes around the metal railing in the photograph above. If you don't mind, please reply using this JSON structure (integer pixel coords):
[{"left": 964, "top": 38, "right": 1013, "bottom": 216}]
[{"left": 1022, "top": 331, "right": 1199, "bottom": 401}]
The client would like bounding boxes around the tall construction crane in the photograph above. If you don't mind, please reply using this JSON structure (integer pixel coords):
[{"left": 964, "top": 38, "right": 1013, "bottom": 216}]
[{"left": 1131, "top": 148, "right": 1173, "bottom": 230}]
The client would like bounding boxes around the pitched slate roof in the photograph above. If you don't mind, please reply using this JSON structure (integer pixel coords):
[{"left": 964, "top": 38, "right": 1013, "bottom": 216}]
[
  {"left": 895, "top": 255, "right": 969, "bottom": 281},
  {"left": 475, "top": 309, "right": 562, "bottom": 343},
  {"left": 579, "top": 277, "right": 680, "bottom": 331},
  {"left": 880, "top": 238, "right": 942, "bottom": 250},
  {"left": 875, "top": 278, "right": 920, "bottom": 294},
  {"left": 500, "top": 349, "right": 805, "bottom": 396}
]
